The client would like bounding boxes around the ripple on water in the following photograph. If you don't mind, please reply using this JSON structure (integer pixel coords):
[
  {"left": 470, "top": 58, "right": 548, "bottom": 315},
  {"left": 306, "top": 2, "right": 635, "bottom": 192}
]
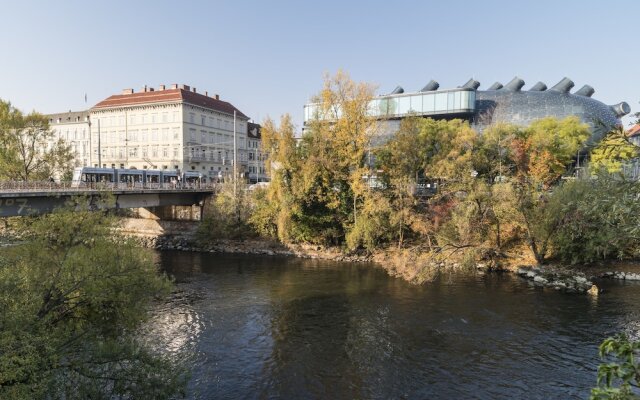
[{"left": 143, "top": 252, "right": 640, "bottom": 399}]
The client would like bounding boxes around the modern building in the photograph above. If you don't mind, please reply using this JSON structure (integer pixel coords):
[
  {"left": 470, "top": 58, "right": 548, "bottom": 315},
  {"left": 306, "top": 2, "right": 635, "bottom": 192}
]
[
  {"left": 303, "top": 76, "right": 631, "bottom": 145},
  {"left": 246, "top": 122, "right": 267, "bottom": 183},
  {"left": 89, "top": 84, "right": 251, "bottom": 182},
  {"left": 47, "top": 110, "right": 92, "bottom": 168}
]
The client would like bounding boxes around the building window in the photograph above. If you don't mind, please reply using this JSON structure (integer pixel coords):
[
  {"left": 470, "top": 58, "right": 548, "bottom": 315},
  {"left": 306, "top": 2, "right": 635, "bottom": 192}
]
[
  {"left": 162, "top": 128, "right": 169, "bottom": 141},
  {"left": 141, "top": 129, "right": 148, "bottom": 142},
  {"left": 152, "top": 146, "right": 158, "bottom": 157},
  {"left": 173, "top": 148, "right": 178, "bottom": 158},
  {"left": 151, "top": 129, "right": 159, "bottom": 141},
  {"left": 142, "top": 147, "right": 148, "bottom": 157},
  {"left": 172, "top": 127, "right": 179, "bottom": 140},
  {"left": 162, "top": 113, "right": 168, "bottom": 123},
  {"left": 201, "top": 115, "right": 206, "bottom": 126},
  {"left": 189, "top": 113, "right": 195, "bottom": 124},
  {"left": 189, "top": 128, "right": 196, "bottom": 141}
]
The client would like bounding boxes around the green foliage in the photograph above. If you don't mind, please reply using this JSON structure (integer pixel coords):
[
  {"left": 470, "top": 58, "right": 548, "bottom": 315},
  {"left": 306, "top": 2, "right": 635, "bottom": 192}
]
[
  {"left": 591, "top": 334, "right": 640, "bottom": 399},
  {"left": 198, "top": 180, "right": 255, "bottom": 241},
  {"left": 0, "top": 99, "right": 74, "bottom": 181},
  {"left": 548, "top": 176, "right": 640, "bottom": 264},
  {"left": 254, "top": 72, "right": 377, "bottom": 245},
  {"left": 590, "top": 127, "right": 640, "bottom": 174},
  {"left": 250, "top": 72, "right": 637, "bottom": 269},
  {"left": 0, "top": 201, "right": 186, "bottom": 399},
  {"left": 345, "top": 192, "right": 393, "bottom": 251}
]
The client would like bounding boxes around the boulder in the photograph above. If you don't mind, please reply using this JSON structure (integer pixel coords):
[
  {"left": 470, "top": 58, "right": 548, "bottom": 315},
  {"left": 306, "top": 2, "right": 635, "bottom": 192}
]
[{"left": 533, "top": 275, "right": 548, "bottom": 284}]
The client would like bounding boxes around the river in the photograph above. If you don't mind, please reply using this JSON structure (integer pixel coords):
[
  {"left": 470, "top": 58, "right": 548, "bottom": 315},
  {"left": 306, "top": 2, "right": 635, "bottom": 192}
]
[{"left": 145, "top": 251, "right": 640, "bottom": 399}]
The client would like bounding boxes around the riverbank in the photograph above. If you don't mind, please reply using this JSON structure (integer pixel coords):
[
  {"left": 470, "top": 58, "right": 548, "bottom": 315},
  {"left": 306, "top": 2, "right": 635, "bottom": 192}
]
[{"left": 115, "top": 217, "right": 640, "bottom": 293}]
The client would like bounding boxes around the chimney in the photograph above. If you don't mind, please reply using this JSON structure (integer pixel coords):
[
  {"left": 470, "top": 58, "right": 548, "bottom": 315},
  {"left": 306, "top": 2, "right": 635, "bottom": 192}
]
[
  {"left": 215, "top": 94, "right": 219, "bottom": 100},
  {"left": 149, "top": 87, "right": 155, "bottom": 92},
  {"left": 158, "top": 84, "right": 166, "bottom": 91},
  {"left": 122, "top": 88, "right": 134, "bottom": 95},
  {"left": 205, "top": 91, "right": 208, "bottom": 97},
  {"left": 179, "top": 84, "right": 190, "bottom": 91},
  {"left": 170, "top": 83, "right": 178, "bottom": 89},
  {"left": 192, "top": 87, "right": 197, "bottom": 93}
]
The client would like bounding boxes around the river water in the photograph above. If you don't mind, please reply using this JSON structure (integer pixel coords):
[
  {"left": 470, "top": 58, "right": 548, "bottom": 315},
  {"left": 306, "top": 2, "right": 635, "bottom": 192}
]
[{"left": 146, "top": 251, "right": 640, "bottom": 399}]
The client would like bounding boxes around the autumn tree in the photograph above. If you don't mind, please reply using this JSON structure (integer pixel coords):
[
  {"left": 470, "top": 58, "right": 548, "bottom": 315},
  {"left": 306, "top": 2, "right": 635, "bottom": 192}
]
[
  {"left": 0, "top": 99, "right": 73, "bottom": 181},
  {"left": 249, "top": 114, "right": 299, "bottom": 242},
  {"left": 486, "top": 117, "right": 590, "bottom": 263},
  {"left": 589, "top": 126, "right": 640, "bottom": 174},
  {"left": 253, "top": 71, "right": 377, "bottom": 245}
]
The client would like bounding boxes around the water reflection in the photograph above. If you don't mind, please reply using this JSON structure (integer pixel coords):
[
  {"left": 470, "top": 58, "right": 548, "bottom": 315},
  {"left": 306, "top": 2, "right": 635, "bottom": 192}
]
[{"left": 148, "top": 251, "right": 640, "bottom": 399}]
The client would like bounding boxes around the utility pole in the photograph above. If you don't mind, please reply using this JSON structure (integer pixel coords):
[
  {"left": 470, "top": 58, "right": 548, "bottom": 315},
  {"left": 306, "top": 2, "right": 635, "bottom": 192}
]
[
  {"left": 97, "top": 119, "right": 102, "bottom": 168},
  {"left": 233, "top": 110, "right": 239, "bottom": 223},
  {"left": 233, "top": 110, "right": 237, "bottom": 198}
]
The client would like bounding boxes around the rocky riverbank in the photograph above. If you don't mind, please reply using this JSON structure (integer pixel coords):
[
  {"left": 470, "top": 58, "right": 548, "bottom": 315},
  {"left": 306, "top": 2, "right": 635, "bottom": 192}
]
[
  {"left": 127, "top": 229, "right": 640, "bottom": 295},
  {"left": 515, "top": 265, "right": 595, "bottom": 294},
  {"left": 134, "top": 234, "right": 374, "bottom": 263}
]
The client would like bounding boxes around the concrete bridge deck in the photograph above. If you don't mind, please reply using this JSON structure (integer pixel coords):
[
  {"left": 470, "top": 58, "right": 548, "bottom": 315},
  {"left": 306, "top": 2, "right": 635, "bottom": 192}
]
[{"left": 0, "top": 181, "right": 217, "bottom": 218}]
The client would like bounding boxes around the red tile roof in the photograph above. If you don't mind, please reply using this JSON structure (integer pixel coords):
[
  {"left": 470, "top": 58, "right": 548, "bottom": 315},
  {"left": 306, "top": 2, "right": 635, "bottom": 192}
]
[
  {"left": 629, "top": 124, "right": 640, "bottom": 137},
  {"left": 92, "top": 88, "right": 248, "bottom": 119}
]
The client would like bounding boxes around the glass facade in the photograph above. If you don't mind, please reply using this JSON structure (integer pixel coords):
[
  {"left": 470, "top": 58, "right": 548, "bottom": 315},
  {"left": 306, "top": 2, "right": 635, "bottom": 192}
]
[{"left": 304, "top": 88, "right": 475, "bottom": 123}]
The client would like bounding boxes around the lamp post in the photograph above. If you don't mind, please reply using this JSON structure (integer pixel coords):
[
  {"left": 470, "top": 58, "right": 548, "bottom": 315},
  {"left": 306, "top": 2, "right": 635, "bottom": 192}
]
[{"left": 233, "top": 110, "right": 237, "bottom": 199}]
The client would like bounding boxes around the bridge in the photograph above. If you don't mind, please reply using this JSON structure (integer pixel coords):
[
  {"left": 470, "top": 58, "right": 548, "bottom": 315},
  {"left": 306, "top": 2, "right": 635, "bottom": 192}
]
[{"left": 0, "top": 181, "right": 217, "bottom": 219}]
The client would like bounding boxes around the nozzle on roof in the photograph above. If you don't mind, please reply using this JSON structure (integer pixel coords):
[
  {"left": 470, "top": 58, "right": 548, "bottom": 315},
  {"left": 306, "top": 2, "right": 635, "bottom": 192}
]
[
  {"left": 502, "top": 77, "right": 525, "bottom": 91},
  {"left": 421, "top": 80, "right": 440, "bottom": 92},
  {"left": 610, "top": 102, "right": 631, "bottom": 117},
  {"left": 549, "top": 77, "right": 574, "bottom": 93},
  {"left": 488, "top": 82, "right": 503, "bottom": 90},
  {"left": 529, "top": 82, "right": 547, "bottom": 91},
  {"left": 575, "top": 85, "right": 595, "bottom": 97},
  {"left": 461, "top": 78, "right": 481, "bottom": 90},
  {"left": 390, "top": 86, "right": 404, "bottom": 95}
]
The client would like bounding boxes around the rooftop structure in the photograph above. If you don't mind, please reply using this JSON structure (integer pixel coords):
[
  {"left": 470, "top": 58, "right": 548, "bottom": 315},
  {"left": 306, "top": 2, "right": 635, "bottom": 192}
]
[{"left": 303, "top": 77, "right": 631, "bottom": 146}]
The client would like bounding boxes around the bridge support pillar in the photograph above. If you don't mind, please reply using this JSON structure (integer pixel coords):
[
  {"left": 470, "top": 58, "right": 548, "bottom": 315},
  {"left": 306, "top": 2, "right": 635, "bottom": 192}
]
[{"left": 135, "top": 205, "right": 202, "bottom": 221}]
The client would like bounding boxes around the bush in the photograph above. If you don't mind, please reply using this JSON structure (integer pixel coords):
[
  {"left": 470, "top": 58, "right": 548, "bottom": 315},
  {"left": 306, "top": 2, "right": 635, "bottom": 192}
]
[
  {"left": 197, "top": 181, "right": 256, "bottom": 241},
  {"left": 548, "top": 176, "right": 640, "bottom": 264}
]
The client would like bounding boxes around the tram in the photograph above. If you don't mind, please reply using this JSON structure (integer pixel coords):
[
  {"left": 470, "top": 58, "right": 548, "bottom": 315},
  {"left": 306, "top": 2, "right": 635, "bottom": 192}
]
[{"left": 71, "top": 167, "right": 202, "bottom": 189}]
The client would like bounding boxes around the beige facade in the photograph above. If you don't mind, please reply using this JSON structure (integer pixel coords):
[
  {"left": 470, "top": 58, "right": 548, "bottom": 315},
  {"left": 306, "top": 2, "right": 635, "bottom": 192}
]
[
  {"left": 89, "top": 84, "right": 250, "bottom": 181},
  {"left": 47, "top": 111, "right": 92, "bottom": 168}
]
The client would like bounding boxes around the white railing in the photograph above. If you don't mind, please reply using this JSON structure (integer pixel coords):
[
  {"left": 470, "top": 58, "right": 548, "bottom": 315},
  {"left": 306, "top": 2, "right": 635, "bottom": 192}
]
[{"left": 0, "top": 181, "right": 218, "bottom": 192}]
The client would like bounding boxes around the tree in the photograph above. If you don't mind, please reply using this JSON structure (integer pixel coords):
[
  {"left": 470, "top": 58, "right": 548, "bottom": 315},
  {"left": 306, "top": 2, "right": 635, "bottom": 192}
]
[
  {"left": 484, "top": 117, "right": 590, "bottom": 264},
  {"left": 0, "top": 99, "right": 74, "bottom": 181},
  {"left": 591, "top": 334, "right": 640, "bottom": 399},
  {"left": 0, "top": 200, "right": 186, "bottom": 399},
  {"left": 254, "top": 71, "right": 377, "bottom": 245},
  {"left": 589, "top": 127, "right": 640, "bottom": 174},
  {"left": 249, "top": 114, "right": 300, "bottom": 242}
]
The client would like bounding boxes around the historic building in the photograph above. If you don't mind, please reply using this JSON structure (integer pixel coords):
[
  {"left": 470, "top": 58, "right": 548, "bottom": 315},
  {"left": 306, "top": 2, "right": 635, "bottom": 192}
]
[
  {"left": 47, "top": 110, "right": 92, "bottom": 168},
  {"left": 89, "top": 84, "right": 251, "bottom": 181}
]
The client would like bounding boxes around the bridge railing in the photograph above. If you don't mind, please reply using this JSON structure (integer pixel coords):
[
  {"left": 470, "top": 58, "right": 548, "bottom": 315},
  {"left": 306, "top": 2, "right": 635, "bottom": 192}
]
[{"left": 0, "top": 181, "right": 218, "bottom": 192}]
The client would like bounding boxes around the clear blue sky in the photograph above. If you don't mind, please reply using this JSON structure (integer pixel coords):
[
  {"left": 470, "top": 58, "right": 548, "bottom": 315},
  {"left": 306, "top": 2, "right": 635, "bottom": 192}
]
[{"left": 1, "top": 0, "right": 638, "bottom": 128}]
